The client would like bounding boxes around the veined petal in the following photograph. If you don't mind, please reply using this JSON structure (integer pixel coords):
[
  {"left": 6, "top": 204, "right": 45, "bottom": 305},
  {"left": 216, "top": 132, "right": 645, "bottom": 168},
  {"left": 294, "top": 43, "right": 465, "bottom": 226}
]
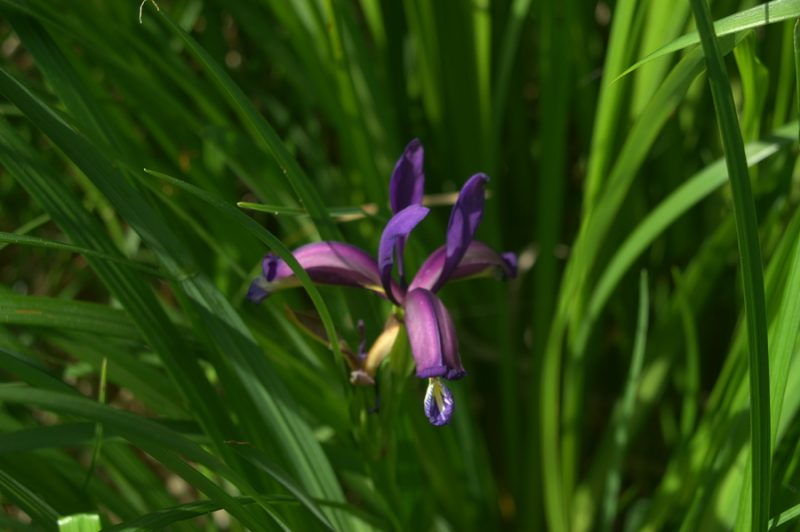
[
  {"left": 424, "top": 378, "right": 455, "bottom": 426},
  {"left": 409, "top": 241, "right": 518, "bottom": 292},
  {"left": 404, "top": 288, "right": 465, "bottom": 380},
  {"left": 432, "top": 173, "right": 489, "bottom": 292},
  {"left": 378, "top": 205, "right": 429, "bottom": 304},
  {"left": 389, "top": 139, "right": 425, "bottom": 213},
  {"left": 247, "top": 242, "right": 393, "bottom": 302}
]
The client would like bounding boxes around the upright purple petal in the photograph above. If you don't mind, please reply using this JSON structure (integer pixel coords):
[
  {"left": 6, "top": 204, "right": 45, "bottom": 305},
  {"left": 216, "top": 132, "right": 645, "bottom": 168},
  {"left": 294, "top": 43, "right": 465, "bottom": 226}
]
[
  {"left": 247, "top": 242, "right": 395, "bottom": 302},
  {"left": 409, "top": 240, "right": 517, "bottom": 292},
  {"left": 378, "top": 205, "right": 429, "bottom": 304},
  {"left": 431, "top": 173, "right": 489, "bottom": 292},
  {"left": 404, "top": 288, "right": 465, "bottom": 380},
  {"left": 424, "top": 378, "right": 455, "bottom": 426},
  {"left": 389, "top": 140, "right": 426, "bottom": 285},
  {"left": 389, "top": 139, "right": 425, "bottom": 213}
]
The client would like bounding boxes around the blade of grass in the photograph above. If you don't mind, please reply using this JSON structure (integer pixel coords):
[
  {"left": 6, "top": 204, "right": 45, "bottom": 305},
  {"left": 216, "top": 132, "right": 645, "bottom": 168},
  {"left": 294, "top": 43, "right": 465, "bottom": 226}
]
[
  {"left": 0, "top": 296, "right": 140, "bottom": 340},
  {"left": 57, "top": 514, "right": 101, "bottom": 532},
  {"left": 600, "top": 270, "right": 649, "bottom": 532},
  {"left": 0, "top": 232, "right": 163, "bottom": 277},
  {"left": 0, "top": 65, "right": 354, "bottom": 529},
  {"left": 583, "top": 0, "right": 638, "bottom": 211},
  {"left": 0, "top": 467, "right": 59, "bottom": 530},
  {"left": 154, "top": 10, "right": 341, "bottom": 241},
  {"left": 690, "top": 1, "right": 771, "bottom": 530},
  {"left": 621, "top": 0, "right": 800, "bottom": 79}
]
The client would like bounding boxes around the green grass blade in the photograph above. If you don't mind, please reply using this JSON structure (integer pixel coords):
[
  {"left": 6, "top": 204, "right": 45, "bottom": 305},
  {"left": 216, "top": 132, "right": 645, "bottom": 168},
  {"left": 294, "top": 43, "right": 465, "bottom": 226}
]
[
  {"left": 583, "top": 123, "right": 795, "bottom": 345},
  {"left": 143, "top": 168, "right": 345, "bottom": 370},
  {"left": 0, "top": 232, "right": 162, "bottom": 277},
  {"left": 621, "top": 0, "right": 800, "bottom": 78},
  {"left": 0, "top": 467, "right": 59, "bottom": 530},
  {"left": 690, "top": 1, "right": 771, "bottom": 530},
  {"left": 0, "top": 296, "right": 140, "bottom": 340},
  {"left": 583, "top": 0, "right": 638, "bottom": 211},
  {"left": 154, "top": 10, "right": 341, "bottom": 241},
  {"left": 57, "top": 514, "right": 101, "bottom": 532},
  {"left": 600, "top": 270, "right": 649, "bottom": 532}
]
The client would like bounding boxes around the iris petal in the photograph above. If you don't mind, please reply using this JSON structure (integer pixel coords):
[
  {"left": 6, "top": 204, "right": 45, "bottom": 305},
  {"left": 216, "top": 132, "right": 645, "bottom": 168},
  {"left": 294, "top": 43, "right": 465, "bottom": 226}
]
[
  {"left": 409, "top": 240, "right": 518, "bottom": 292},
  {"left": 404, "top": 288, "right": 465, "bottom": 379},
  {"left": 378, "top": 205, "right": 429, "bottom": 304},
  {"left": 389, "top": 139, "right": 425, "bottom": 213},
  {"left": 431, "top": 173, "right": 489, "bottom": 292},
  {"left": 247, "top": 242, "right": 394, "bottom": 302}
]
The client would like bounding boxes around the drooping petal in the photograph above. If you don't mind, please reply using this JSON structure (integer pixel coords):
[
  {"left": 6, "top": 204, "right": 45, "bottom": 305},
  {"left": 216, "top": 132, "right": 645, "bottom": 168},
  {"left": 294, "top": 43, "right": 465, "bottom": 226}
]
[
  {"left": 247, "top": 242, "right": 394, "bottom": 302},
  {"left": 431, "top": 173, "right": 489, "bottom": 292},
  {"left": 404, "top": 288, "right": 465, "bottom": 380},
  {"left": 389, "top": 139, "right": 425, "bottom": 213},
  {"left": 424, "top": 378, "right": 455, "bottom": 426},
  {"left": 409, "top": 240, "right": 518, "bottom": 292},
  {"left": 378, "top": 205, "right": 429, "bottom": 304}
]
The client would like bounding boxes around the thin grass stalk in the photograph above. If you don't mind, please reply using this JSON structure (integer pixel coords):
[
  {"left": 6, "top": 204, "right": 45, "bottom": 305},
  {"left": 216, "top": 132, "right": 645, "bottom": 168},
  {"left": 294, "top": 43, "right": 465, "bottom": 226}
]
[{"left": 690, "top": 1, "right": 771, "bottom": 530}]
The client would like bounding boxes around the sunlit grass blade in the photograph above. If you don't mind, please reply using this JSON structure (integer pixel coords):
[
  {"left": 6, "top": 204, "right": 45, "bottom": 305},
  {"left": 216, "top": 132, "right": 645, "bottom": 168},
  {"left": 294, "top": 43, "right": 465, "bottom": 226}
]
[
  {"left": 621, "top": 0, "right": 800, "bottom": 78},
  {"left": 691, "top": 1, "right": 771, "bottom": 530},
  {"left": 57, "top": 514, "right": 101, "bottom": 532}
]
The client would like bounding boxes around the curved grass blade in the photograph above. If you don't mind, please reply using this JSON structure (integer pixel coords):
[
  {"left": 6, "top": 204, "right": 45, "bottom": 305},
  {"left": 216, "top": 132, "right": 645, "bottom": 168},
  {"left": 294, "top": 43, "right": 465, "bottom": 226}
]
[
  {"left": 233, "top": 446, "right": 333, "bottom": 530},
  {"left": 0, "top": 385, "right": 292, "bottom": 532},
  {"left": 0, "top": 232, "right": 162, "bottom": 277},
  {"left": 153, "top": 10, "right": 341, "bottom": 241},
  {"left": 142, "top": 168, "right": 345, "bottom": 369},
  {"left": 691, "top": 1, "right": 771, "bottom": 529},
  {"left": 0, "top": 65, "right": 353, "bottom": 529},
  {"left": 620, "top": 0, "right": 800, "bottom": 79},
  {"left": 0, "top": 296, "right": 140, "bottom": 340},
  {"left": 579, "top": 122, "right": 796, "bottom": 351},
  {"left": 600, "top": 271, "right": 649, "bottom": 532},
  {"left": 0, "top": 467, "right": 59, "bottom": 530}
]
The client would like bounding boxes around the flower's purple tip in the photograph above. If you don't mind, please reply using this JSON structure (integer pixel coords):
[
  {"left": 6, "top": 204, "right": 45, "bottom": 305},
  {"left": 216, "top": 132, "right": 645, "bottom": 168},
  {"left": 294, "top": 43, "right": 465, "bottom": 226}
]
[
  {"left": 246, "top": 278, "right": 270, "bottom": 303},
  {"left": 433, "top": 173, "right": 489, "bottom": 292},
  {"left": 261, "top": 253, "right": 280, "bottom": 282},
  {"left": 501, "top": 252, "right": 518, "bottom": 279},
  {"left": 424, "top": 378, "right": 455, "bottom": 426},
  {"left": 378, "top": 205, "right": 429, "bottom": 304},
  {"left": 390, "top": 139, "right": 425, "bottom": 214}
]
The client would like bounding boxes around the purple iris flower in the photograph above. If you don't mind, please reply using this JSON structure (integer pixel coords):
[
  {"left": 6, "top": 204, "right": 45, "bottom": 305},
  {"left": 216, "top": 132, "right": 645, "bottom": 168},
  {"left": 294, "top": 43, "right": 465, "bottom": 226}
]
[{"left": 248, "top": 139, "right": 517, "bottom": 426}]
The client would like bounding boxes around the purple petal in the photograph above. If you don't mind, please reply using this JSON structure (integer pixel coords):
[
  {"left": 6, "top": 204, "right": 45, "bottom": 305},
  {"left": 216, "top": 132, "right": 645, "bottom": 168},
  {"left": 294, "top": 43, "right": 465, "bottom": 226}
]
[
  {"left": 378, "top": 205, "right": 429, "bottom": 304},
  {"left": 389, "top": 139, "right": 425, "bottom": 214},
  {"left": 409, "top": 241, "right": 517, "bottom": 292},
  {"left": 424, "top": 378, "right": 455, "bottom": 426},
  {"left": 247, "top": 242, "right": 396, "bottom": 302},
  {"left": 404, "top": 288, "right": 465, "bottom": 379},
  {"left": 432, "top": 173, "right": 489, "bottom": 292}
]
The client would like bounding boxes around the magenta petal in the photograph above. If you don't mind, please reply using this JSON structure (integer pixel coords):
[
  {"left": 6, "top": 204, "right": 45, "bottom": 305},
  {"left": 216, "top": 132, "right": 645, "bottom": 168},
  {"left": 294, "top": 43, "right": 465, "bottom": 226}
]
[
  {"left": 409, "top": 240, "right": 517, "bottom": 292},
  {"left": 404, "top": 288, "right": 465, "bottom": 379},
  {"left": 247, "top": 242, "right": 394, "bottom": 302},
  {"left": 432, "top": 173, "right": 489, "bottom": 292},
  {"left": 378, "top": 205, "right": 429, "bottom": 304},
  {"left": 389, "top": 139, "right": 425, "bottom": 214}
]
